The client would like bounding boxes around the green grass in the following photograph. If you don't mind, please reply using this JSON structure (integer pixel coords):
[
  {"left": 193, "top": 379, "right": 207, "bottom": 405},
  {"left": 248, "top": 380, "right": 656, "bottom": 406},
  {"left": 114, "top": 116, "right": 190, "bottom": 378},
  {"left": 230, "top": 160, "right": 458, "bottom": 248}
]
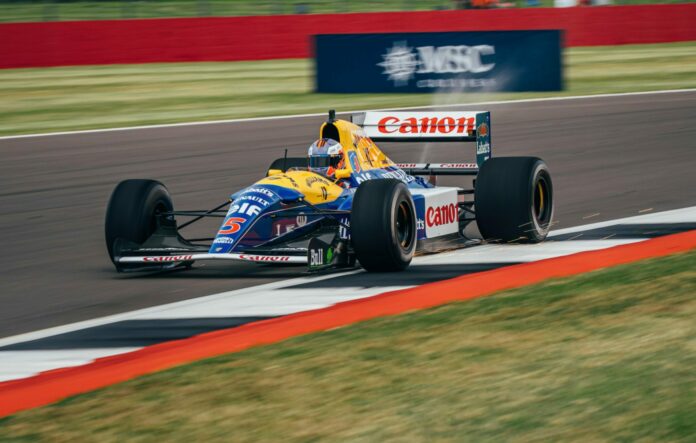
[
  {"left": 0, "top": 0, "right": 477, "bottom": 22},
  {"left": 1, "top": 249, "right": 695, "bottom": 441},
  {"left": 1, "top": 0, "right": 694, "bottom": 23},
  {"left": 0, "top": 41, "right": 695, "bottom": 136}
]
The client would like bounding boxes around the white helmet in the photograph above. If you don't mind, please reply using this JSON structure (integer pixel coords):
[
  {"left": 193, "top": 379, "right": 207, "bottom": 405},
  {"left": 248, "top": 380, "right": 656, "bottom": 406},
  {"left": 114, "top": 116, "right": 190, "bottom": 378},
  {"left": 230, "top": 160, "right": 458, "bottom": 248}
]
[{"left": 307, "top": 138, "right": 345, "bottom": 176}]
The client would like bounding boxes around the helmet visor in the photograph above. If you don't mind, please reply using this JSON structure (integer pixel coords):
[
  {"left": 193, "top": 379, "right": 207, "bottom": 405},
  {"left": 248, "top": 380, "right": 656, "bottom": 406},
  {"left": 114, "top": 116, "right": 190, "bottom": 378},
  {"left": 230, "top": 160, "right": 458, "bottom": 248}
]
[{"left": 309, "top": 155, "right": 342, "bottom": 169}]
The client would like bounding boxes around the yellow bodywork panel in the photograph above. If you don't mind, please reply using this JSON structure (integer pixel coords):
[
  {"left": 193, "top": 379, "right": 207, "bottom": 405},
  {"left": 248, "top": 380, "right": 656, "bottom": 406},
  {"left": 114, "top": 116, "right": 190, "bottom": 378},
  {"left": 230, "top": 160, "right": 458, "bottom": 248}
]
[
  {"left": 258, "top": 119, "right": 394, "bottom": 204},
  {"left": 320, "top": 119, "right": 395, "bottom": 174},
  {"left": 257, "top": 170, "right": 345, "bottom": 205}
]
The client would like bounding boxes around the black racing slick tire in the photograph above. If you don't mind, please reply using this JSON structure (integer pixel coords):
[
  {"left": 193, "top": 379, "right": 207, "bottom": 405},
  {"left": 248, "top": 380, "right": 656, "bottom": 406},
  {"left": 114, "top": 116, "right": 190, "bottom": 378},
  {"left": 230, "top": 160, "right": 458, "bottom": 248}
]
[
  {"left": 105, "top": 179, "right": 174, "bottom": 265},
  {"left": 474, "top": 157, "right": 554, "bottom": 243},
  {"left": 351, "top": 179, "right": 417, "bottom": 272}
]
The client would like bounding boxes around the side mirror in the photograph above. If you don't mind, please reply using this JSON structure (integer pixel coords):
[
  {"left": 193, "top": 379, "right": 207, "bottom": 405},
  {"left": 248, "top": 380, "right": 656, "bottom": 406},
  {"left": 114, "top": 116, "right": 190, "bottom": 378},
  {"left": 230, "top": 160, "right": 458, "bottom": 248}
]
[
  {"left": 334, "top": 169, "right": 351, "bottom": 180},
  {"left": 267, "top": 169, "right": 283, "bottom": 177}
]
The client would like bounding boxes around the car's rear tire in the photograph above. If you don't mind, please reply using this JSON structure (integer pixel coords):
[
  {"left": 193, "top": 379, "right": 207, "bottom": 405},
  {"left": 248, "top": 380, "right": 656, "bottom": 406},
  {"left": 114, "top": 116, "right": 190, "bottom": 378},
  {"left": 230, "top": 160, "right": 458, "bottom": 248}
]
[
  {"left": 474, "top": 157, "right": 553, "bottom": 243},
  {"left": 351, "top": 179, "right": 417, "bottom": 272},
  {"left": 105, "top": 179, "right": 174, "bottom": 266}
]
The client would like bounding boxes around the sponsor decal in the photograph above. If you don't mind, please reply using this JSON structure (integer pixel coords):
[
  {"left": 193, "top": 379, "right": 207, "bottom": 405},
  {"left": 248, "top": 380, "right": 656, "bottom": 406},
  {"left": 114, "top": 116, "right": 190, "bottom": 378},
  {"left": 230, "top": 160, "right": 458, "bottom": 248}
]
[
  {"left": 137, "top": 248, "right": 190, "bottom": 251},
  {"left": 477, "top": 142, "right": 491, "bottom": 155},
  {"left": 236, "top": 194, "right": 272, "bottom": 207},
  {"left": 246, "top": 187, "right": 276, "bottom": 199},
  {"left": 339, "top": 216, "right": 350, "bottom": 240},
  {"left": 354, "top": 168, "right": 413, "bottom": 185},
  {"left": 320, "top": 186, "right": 328, "bottom": 201},
  {"left": 143, "top": 255, "right": 193, "bottom": 262},
  {"left": 218, "top": 217, "right": 246, "bottom": 235},
  {"left": 305, "top": 176, "right": 329, "bottom": 187},
  {"left": 238, "top": 254, "right": 291, "bottom": 262},
  {"left": 309, "top": 248, "right": 324, "bottom": 267},
  {"left": 377, "top": 116, "right": 475, "bottom": 135},
  {"left": 266, "top": 175, "right": 300, "bottom": 189},
  {"left": 417, "top": 218, "right": 425, "bottom": 230},
  {"left": 426, "top": 203, "right": 458, "bottom": 227},
  {"left": 477, "top": 122, "right": 489, "bottom": 138},
  {"left": 212, "top": 237, "right": 235, "bottom": 244},
  {"left": 476, "top": 121, "right": 491, "bottom": 156},
  {"left": 287, "top": 176, "right": 300, "bottom": 189},
  {"left": 378, "top": 42, "right": 495, "bottom": 87},
  {"left": 418, "top": 189, "right": 459, "bottom": 239},
  {"left": 437, "top": 163, "right": 478, "bottom": 169},
  {"left": 348, "top": 151, "right": 361, "bottom": 173},
  {"left": 296, "top": 213, "right": 307, "bottom": 227},
  {"left": 415, "top": 78, "right": 496, "bottom": 89},
  {"left": 274, "top": 221, "right": 296, "bottom": 236},
  {"left": 308, "top": 237, "right": 335, "bottom": 270},
  {"left": 228, "top": 202, "right": 262, "bottom": 217}
]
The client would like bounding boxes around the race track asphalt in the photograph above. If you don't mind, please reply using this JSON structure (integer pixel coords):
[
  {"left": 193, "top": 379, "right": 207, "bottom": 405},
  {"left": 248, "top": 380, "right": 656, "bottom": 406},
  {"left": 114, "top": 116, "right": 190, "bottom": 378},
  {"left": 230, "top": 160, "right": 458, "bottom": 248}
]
[{"left": 1, "top": 90, "right": 695, "bottom": 337}]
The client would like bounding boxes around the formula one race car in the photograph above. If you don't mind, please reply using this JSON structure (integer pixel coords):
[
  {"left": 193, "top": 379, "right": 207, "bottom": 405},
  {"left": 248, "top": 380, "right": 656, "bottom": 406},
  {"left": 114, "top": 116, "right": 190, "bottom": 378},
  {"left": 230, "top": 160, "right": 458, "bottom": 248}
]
[{"left": 105, "top": 110, "right": 553, "bottom": 273}]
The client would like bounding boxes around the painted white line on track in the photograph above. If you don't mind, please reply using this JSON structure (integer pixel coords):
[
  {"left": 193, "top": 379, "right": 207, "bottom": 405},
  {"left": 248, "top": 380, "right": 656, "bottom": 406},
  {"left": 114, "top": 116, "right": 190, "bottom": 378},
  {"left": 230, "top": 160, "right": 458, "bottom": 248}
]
[
  {"left": 549, "top": 206, "right": 696, "bottom": 236},
  {"left": 1, "top": 205, "right": 695, "bottom": 346},
  {"left": 0, "top": 349, "right": 139, "bottom": 383},
  {"left": 0, "top": 269, "right": 361, "bottom": 348},
  {"left": 134, "top": 286, "right": 411, "bottom": 320},
  {"left": 1, "top": 88, "right": 694, "bottom": 141},
  {"left": 414, "top": 239, "right": 641, "bottom": 266},
  {"left": 1, "top": 205, "right": 695, "bottom": 384}
]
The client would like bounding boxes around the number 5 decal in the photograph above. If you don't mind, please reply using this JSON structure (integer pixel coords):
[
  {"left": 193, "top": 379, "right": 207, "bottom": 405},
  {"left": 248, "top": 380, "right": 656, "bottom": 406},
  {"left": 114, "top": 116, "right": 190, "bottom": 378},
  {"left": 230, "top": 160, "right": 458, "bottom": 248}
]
[{"left": 218, "top": 217, "right": 245, "bottom": 235}]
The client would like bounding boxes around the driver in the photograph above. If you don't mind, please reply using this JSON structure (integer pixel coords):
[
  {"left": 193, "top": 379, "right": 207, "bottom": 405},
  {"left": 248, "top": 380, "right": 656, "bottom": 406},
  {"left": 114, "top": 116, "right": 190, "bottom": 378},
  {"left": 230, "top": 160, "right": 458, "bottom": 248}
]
[{"left": 307, "top": 138, "right": 345, "bottom": 179}]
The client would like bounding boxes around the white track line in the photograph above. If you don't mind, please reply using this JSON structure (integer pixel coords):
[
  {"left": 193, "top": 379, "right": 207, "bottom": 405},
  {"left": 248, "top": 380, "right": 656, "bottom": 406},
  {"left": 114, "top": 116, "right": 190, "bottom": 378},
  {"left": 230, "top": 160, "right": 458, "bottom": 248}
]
[
  {"left": 0, "top": 269, "right": 361, "bottom": 348},
  {"left": 549, "top": 206, "right": 696, "bottom": 236},
  {"left": 1, "top": 206, "right": 695, "bottom": 383},
  {"left": 0, "top": 349, "right": 139, "bottom": 383},
  {"left": 1, "top": 88, "right": 694, "bottom": 141},
  {"left": 415, "top": 239, "right": 640, "bottom": 266},
  {"left": 2, "top": 205, "right": 694, "bottom": 347}
]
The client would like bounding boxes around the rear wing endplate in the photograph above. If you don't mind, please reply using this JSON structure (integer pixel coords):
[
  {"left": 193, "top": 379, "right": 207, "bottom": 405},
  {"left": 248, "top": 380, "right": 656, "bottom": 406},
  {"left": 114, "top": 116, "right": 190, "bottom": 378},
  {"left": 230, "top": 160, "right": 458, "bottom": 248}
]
[{"left": 352, "top": 111, "right": 492, "bottom": 168}]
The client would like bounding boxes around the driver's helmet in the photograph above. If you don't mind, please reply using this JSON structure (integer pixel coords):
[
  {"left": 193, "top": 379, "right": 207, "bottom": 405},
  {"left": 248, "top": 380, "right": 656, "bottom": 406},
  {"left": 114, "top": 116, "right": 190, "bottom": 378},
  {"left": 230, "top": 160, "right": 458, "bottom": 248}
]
[{"left": 307, "top": 138, "right": 345, "bottom": 177}]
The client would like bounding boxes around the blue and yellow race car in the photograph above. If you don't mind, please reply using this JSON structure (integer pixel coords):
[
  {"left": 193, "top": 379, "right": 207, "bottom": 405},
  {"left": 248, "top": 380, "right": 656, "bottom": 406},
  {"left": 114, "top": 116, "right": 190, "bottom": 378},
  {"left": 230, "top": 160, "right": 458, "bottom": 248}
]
[{"left": 105, "top": 110, "right": 553, "bottom": 273}]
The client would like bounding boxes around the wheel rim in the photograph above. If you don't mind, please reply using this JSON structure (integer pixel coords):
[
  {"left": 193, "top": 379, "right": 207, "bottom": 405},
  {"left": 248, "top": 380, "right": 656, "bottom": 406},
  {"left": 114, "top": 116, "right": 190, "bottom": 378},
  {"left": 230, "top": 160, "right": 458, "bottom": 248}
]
[
  {"left": 149, "top": 200, "right": 169, "bottom": 235},
  {"left": 395, "top": 200, "right": 415, "bottom": 250},
  {"left": 532, "top": 174, "right": 552, "bottom": 227}
]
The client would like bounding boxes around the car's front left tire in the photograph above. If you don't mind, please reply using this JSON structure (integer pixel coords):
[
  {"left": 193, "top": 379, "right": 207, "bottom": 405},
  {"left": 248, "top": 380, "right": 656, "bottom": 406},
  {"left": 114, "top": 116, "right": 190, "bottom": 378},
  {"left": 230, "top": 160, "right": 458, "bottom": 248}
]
[{"left": 351, "top": 179, "right": 417, "bottom": 272}]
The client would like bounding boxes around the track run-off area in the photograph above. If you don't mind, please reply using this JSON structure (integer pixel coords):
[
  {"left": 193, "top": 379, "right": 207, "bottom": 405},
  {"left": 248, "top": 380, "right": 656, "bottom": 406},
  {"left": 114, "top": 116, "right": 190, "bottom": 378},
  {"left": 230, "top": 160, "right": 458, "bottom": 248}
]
[{"left": 0, "top": 90, "right": 695, "bottom": 405}]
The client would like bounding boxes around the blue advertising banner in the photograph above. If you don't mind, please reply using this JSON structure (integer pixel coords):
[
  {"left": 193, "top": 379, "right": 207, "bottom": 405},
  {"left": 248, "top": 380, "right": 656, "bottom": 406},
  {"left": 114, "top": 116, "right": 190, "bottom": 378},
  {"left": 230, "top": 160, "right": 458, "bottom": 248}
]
[{"left": 314, "top": 30, "right": 562, "bottom": 93}]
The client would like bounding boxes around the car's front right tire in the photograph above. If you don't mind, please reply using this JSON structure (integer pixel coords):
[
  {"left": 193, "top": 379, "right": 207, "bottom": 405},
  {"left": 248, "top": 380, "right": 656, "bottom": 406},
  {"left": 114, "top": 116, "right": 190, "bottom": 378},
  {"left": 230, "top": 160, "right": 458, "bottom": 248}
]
[{"left": 105, "top": 179, "right": 173, "bottom": 268}]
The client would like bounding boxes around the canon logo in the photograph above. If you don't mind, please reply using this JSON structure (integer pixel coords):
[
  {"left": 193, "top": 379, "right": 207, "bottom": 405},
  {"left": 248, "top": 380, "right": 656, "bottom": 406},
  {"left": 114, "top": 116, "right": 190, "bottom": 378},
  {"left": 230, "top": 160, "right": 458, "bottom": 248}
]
[
  {"left": 378, "top": 116, "right": 475, "bottom": 135},
  {"left": 437, "top": 163, "right": 478, "bottom": 169},
  {"left": 143, "top": 255, "right": 193, "bottom": 262},
  {"left": 426, "top": 204, "right": 458, "bottom": 227},
  {"left": 239, "top": 254, "right": 290, "bottom": 262}
]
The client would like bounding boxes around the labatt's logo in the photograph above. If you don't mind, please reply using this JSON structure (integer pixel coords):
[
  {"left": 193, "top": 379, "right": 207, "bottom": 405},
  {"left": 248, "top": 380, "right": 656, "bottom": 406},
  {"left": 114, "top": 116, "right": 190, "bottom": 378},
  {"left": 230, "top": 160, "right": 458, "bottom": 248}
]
[
  {"left": 476, "top": 122, "right": 490, "bottom": 155},
  {"left": 377, "top": 116, "right": 475, "bottom": 135},
  {"left": 426, "top": 203, "right": 457, "bottom": 228}
]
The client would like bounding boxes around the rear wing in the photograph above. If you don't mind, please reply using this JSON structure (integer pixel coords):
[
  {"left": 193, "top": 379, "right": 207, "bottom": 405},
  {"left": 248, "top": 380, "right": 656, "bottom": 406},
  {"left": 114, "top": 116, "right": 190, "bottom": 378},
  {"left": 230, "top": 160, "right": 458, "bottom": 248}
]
[{"left": 352, "top": 111, "right": 492, "bottom": 170}]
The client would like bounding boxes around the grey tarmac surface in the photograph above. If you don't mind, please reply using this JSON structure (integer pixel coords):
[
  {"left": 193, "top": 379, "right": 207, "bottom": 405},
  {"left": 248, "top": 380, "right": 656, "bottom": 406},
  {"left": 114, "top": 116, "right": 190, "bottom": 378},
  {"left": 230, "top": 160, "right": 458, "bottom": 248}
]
[{"left": 1, "top": 91, "right": 695, "bottom": 337}]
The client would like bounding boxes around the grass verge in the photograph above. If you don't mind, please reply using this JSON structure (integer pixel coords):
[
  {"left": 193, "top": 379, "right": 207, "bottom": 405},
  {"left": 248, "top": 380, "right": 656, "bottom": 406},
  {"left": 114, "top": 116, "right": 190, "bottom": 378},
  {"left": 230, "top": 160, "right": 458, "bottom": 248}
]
[
  {"left": 1, "top": 249, "right": 695, "bottom": 441},
  {"left": 0, "top": 41, "right": 695, "bottom": 136},
  {"left": 1, "top": 0, "right": 693, "bottom": 23}
]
